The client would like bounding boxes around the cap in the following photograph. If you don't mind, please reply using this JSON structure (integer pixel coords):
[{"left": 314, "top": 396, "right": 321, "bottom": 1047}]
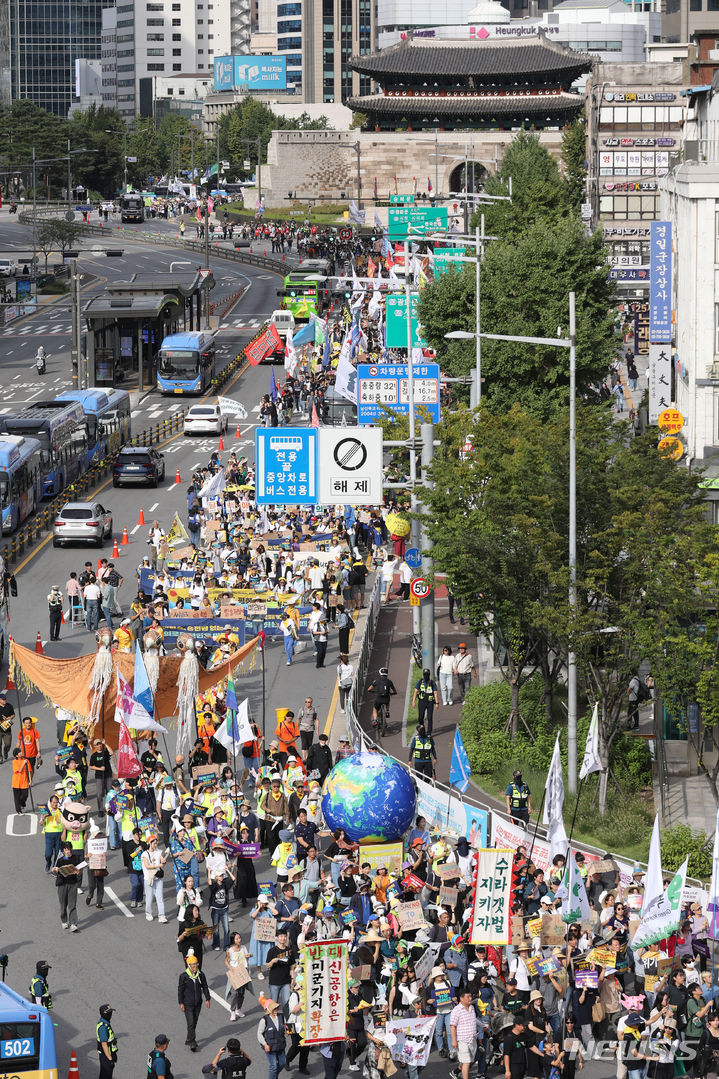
[
  {"left": 507, "top": 978, "right": 518, "bottom": 986},
  {"left": 99, "top": 1004, "right": 114, "bottom": 1018},
  {"left": 257, "top": 894, "right": 270, "bottom": 905},
  {"left": 155, "top": 1035, "right": 169, "bottom": 1046}
]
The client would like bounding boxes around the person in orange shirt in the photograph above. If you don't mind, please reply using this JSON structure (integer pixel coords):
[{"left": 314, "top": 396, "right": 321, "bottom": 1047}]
[
  {"left": 17, "top": 716, "right": 41, "bottom": 776},
  {"left": 275, "top": 711, "right": 299, "bottom": 756},
  {"left": 11, "top": 747, "right": 31, "bottom": 814}
]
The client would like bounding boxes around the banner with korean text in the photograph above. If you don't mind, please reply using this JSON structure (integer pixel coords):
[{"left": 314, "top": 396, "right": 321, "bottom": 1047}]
[
  {"left": 301, "top": 940, "right": 348, "bottom": 1044},
  {"left": 386, "top": 1016, "right": 437, "bottom": 1067},
  {"left": 468, "top": 849, "right": 513, "bottom": 946}
]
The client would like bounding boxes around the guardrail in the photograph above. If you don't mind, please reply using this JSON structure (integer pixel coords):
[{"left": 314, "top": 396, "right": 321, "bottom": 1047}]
[
  {"left": 0, "top": 350, "right": 245, "bottom": 568},
  {"left": 341, "top": 575, "right": 704, "bottom": 884}
]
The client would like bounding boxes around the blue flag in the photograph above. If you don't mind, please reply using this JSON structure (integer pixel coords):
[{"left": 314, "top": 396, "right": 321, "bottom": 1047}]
[
  {"left": 133, "top": 646, "right": 154, "bottom": 716},
  {"left": 322, "top": 327, "right": 331, "bottom": 369},
  {"left": 344, "top": 505, "right": 356, "bottom": 529},
  {"left": 449, "top": 728, "right": 471, "bottom": 793},
  {"left": 270, "top": 367, "right": 278, "bottom": 403},
  {"left": 225, "top": 669, "right": 238, "bottom": 714}
]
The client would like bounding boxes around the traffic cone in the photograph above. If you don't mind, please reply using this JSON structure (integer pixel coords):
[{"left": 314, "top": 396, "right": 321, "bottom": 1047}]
[
  {"left": 111, "top": 538, "right": 120, "bottom": 558},
  {"left": 175, "top": 467, "right": 181, "bottom": 484},
  {"left": 61, "top": 610, "right": 65, "bottom": 624},
  {"left": 96, "top": 556, "right": 102, "bottom": 574},
  {"left": 35, "top": 631, "right": 43, "bottom": 655},
  {"left": 68, "top": 1050, "right": 80, "bottom": 1079},
  {"left": 235, "top": 424, "right": 241, "bottom": 439},
  {"left": 121, "top": 526, "right": 129, "bottom": 545},
  {"left": 137, "top": 507, "right": 145, "bottom": 526},
  {"left": 218, "top": 435, "right": 224, "bottom": 451}
]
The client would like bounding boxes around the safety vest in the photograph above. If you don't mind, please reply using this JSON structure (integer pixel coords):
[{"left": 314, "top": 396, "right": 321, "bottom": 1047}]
[
  {"left": 43, "top": 806, "right": 63, "bottom": 833},
  {"left": 63, "top": 772, "right": 83, "bottom": 798},
  {"left": 29, "top": 976, "right": 51, "bottom": 1008},
  {"left": 97, "top": 1021, "right": 118, "bottom": 1060},
  {"left": 416, "top": 680, "right": 434, "bottom": 701},
  {"left": 412, "top": 737, "right": 433, "bottom": 763},
  {"left": 147, "top": 1050, "right": 173, "bottom": 1079},
  {"left": 67, "top": 829, "right": 85, "bottom": 852},
  {"left": 509, "top": 783, "right": 529, "bottom": 810}
]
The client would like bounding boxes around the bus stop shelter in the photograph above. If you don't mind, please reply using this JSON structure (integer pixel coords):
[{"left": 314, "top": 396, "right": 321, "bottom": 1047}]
[{"left": 83, "top": 270, "right": 215, "bottom": 389}]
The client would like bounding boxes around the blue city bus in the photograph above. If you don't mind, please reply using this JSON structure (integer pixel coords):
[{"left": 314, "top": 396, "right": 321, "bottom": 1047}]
[
  {"left": 102, "top": 389, "right": 132, "bottom": 444},
  {"left": 157, "top": 331, "right": 216, "bottom": 395},
  {"left": 0, "top": 981, "right": 58, "bottom": 1079},
  {"left": 0, "top": 403, "right": 88, "bottom": 497},
  {"left": 54, "top": 389, "right": 111, "bottom": 464},
  {"left": 0, "top": 435, "right": 44, "bottom": 534}
]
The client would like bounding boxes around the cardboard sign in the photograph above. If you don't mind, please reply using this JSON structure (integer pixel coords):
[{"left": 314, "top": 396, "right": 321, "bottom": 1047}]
[
  {"left": 587, "top": 859, "right": 617, "bottom": 877},
  {"left": 89, "top": 852, "right": 107, "bottom": 870},
  {"left": 220, "top": 605, "right": 246, "bottom": 619},
  {"left": 575, "top": 969, "right": 599, "bottom": 988},
  {"left": 227, "top": 964, "right": 251, "bottom": 990},
  {"left": 395, "top": 901, "right": 425, "bottom": 932},
  {"left": 511, "top": 917, "right": 526, "bottom": 945},
  {"left": 254, "top": 915, "right": 277, "bottom": 942},
  {"left": 439, "top": 886, "right": 459, "bottom": 907},
  {"left": 588, "top": 946, "right": 616, "bottom": 969},
  {"left": 436, "top": 864, "right": 461, "bottom": 881},
  {"left": 177, "top": 849, "right": 196, "bottom": 864},
  {"left": 351, "top": 965, "right": 372, "bottom": 982},
  {"left": 541, "top": 914, "right": 567, "bottom": 946},
  {"left": 87, "top": 836, "right": 108, "bottom": 856},
  {"left": 192, "top": 765, "right": 220, "bottom": 784}
]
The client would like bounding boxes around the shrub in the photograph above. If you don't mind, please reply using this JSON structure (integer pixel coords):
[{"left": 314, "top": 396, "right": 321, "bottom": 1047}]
[{"left": 660, "top": 824, "right": 712, "bottom": 880}]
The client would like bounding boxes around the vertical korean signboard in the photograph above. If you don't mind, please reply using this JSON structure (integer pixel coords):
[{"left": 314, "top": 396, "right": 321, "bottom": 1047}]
[
  {"left": 302, "top": 940, "right": 347, "bottom": 1044},
  {"left": 648, "top": 343, "right": 672, "bottom": 424},
  {"left": 468, "top": 849, "right": 513, "bottom": 946},
  {"left": 650, "top": 221, "right": 672, "bottom": 343}
]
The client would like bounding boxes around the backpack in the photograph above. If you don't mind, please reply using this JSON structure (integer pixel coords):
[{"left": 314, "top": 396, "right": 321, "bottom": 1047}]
[{"left": 637, "top": 681, "right": 651, "bottom": 703}]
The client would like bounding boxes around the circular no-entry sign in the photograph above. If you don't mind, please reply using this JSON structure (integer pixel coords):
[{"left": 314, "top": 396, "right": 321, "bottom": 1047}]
[{"left": 410, "top": 576, "right": 431, "bottom": 600}]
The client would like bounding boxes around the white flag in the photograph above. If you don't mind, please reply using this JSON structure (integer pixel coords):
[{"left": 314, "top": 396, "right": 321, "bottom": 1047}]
[
  {"left": 642, "top": 814, "right": 663, "bottom": 915},
  {"left": 543, "top": 733, "right": 567, "bottom": 859},
  {"left": 213, "top": 698, "right": 254, "bottom": 752},
  {"left": 216, "top": 395, "right": 248, "bottom": 419},
  {"left": 374, "top": 210, "right": 383, "bottom": 231},
  {"left": 334, "top": 343, "right": 357, "bottom": 404},
  {"left": 561, "top": 849, "right": 591, "bottom": 924},
  {"left": 579, "top": 703, "right": 603, "bottom": 780},
  {"left": 114, "top": 668, "right": 168, "bottom": 733},
  {"left": 388, "top": 268, "right": 402, "bottom": 291},
  {"left": 632, "top": 859, "right": 688, "bottom": 949},
  {"left": 198, "top": 468, "right": 226, "bottom": 501},
  {"left": 284, "top": 328, "right": 298, "bottom": 377},
  {"left": 348, "top": 200, "right": 366, "bottom": 225}
]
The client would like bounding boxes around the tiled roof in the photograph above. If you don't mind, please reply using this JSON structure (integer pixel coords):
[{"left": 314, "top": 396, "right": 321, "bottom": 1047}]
[{"left": 346, "top": 91, "right": 584, "bottom": 115}]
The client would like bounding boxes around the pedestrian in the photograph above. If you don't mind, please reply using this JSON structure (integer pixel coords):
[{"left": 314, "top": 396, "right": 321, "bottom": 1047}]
[
  {"left": 613, "top": 381, "right": 625, "bottom": 413},
  {"left": 280, "top": 610, "right": 298, "bottom": 665},
  {"left": 96, "top": 1004, "right": 118, "bottom": 1079},
  {"left": 311, "top": 607, "right": 328, "bottom": 668},
  {"left": 453, "top": 643, "right": 476, "bottom": 703},
  {"left": 297, "top": 697, "right": 317, "bottom": 761},
  {"left": 209, "top": 871, "right": 232, "bottom": 951},
  {"left": 11, "top": 746, "right": 31, "bottom": 813},
  {"left": 336, "top": 604, "right": 354, "bottom": 654},
  {"left": 52, "top": 839, "right": 80, "bottom": 931},
  {"left": 381, "top": 555, "right": 397, "bottom": 602},
  {"left": 286, "top": 970, "right": 310, "bottom": 1074},
  {"left": 201, "top": 1038, "right": 251, "bottom": 1079},
  {"left": 89, "top": 738, "right": 113, "bottom": 815},
  {"left": 437, "top": 646, "right": 455, "bottom": 706},
  {"left": 225, "top": 933, "right": 251, "bottom": 1020},
  {"left": 0, "top": 690, "right": 15, "bottom": 761},
  {"left": 394, "top": 559, "right": 411, "bottom": 600},
  {"left": 142, "top": 833, "right": 169, "bottom": 922},
  {"left": 502, "top": 1012, "right": 530, "bottom": 1079},
  {"left": 147, "top": 1035, "right": 172, "bottom": 1079},
  {"left": 506, "top": 769, "right": 531, "bottom": 827},
  {"left": 178, "top": 954, "right": 211, "bottom": 1051},
  {"left": 29, "top": 960, "right": 52, "bottom": 1007},
  {"left": 306, "top": 733, "right": 333, "bottom": 782},
  {"left": 412, "top": 668, "right": 439, "bottom": 735},
  {"left": 407, "top": 723, "right": 436, "bottom": 779},
  {"left": 48, "top": 584, "right": 63, "bottom": 641},
  {"left": 83, "top": 578, "right": 102, "bottom": 631},
  {"left": 257, "top": 996, "right": 287, "bottom": 1079},
  {"left": 42, "top": 792, "right": 63, "bottom": 870},
  {"left": 337, "top": 654, "right": 354, "bottom": 712},
  {"left": 450, "top": 989, "right": 479, "bottom": 1079}
]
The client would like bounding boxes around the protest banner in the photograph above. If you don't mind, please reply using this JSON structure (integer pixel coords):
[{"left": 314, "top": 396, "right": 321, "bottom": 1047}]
[
  {"left": 436, "top": 864, "right": 462, "bottom": 881},
  {"left": 220, "top": 606, "right": 246, "bottom": 619},
  {"left": 227, "top": 964, "right": 251, "bottom": 990},
  {"left": 588, "top": 947, "right": 616, "bottom": 969},
  {"left": 359, "top": 841, "right": 404, "bottom": 875},
  {"left": 351, "top": 965, "right": 372, "bottom": 982},
  {"left": 160, "top": 616, "right": 247, "bottom": 652},
  {"left": 469, "top": 849, "right": 513, "bottom": 946},
  {"left": 587, "top": 859, "right": 618, "bottom": 877},
  {"left": 526, "top": 917, "right": 543, "bottom": 940},
  {"left": 341, "top": 911, "right": 357, "bottom": 926},
  {"left": 236, "top": 843, "right": 260, "bottom": 858},
  {"left": 414, "top": 776, "right": 488, "bottom": 846},
  {"left": 535, "top": 956, "right": 561, "bottom": 977},
  {"left": 385, "top": 1017, "right": 437, "bottom": 1067},
  {"left": 401, "top": 873, "right": 425, "bottom": 894},
  {"left": 87, "top": 834, "right": 108, "bottom": 870},
  {"left": 439, "top": 886, "right": 459, "bottom": 907},
  {"left": 575, "top": 970, "right": 599, "bottom": 989},
  {"left": 254, "top": 916, "right": 277, "bottom": 942},
  {"left": 541, "top": 914, "right": 567, "bottom": 946},
  {"left": 302, "top": 940, "right": 348, "bottom": 1044},
  {"left": 511, "top": 917, "right": 526, "bottom": 945},
  {"left": 192, "top": 765, "right": 220, "bottom": 785},
  {"left": 413, "top": 943, "right": 441, "bottom": 986},
  {"left": 395, "top": 901, "right": 426, "bottom": 932}
]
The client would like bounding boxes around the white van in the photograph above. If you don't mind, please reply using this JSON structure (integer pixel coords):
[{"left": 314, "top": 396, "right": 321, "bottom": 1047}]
[
  {"left": 270, "top": 309, "right": 295, "bottom": 339},
  {"left": 0, "top": 259, "right": 16, "bottom": 277}
]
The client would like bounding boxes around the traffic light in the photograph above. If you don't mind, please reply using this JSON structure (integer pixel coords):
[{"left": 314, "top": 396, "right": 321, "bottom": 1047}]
[{"left": 105, "top": 249, "right": 123, "bottom": 257}]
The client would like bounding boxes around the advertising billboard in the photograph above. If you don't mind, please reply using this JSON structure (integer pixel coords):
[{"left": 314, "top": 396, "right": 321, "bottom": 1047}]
[
  {"left": 214, "top": 56, "right": 234, "bottom": 91},
  {"left": 234, "top": 55, "right": 287, "bottom": 89}
]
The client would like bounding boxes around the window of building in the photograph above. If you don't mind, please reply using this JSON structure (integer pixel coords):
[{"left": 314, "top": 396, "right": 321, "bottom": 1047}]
[
  {"left": 147, "top": 47, "right": 164, "bottom": 54},
  {"left": 173, "top": 63, "right": 182, "bottom": 69},
  {"left": 173, "top": 17, "right": 181, "bottom": 24},
  {"left": 173, "top": 32, "right": 181, "bottom": 39},
  {"left": 147, "top": 62, "right": 165, "bottom": 69},
  {"left": 179, "top": 87, "right": 185, "bottom": 93},
  {"left": 148, "top": 32, "right": 164, "bottom": 39},
  {"left": 691, "top": 0, "right": 702, "bottom": 10},
  {"left": 715, "top": 210, "right": 719, "bottom": 263},
  {"left": 146, "top": 3, "right": 163, "bottom": 8},
  {"left": 173, "top": 47, "right": 181, "bottom": 54},
  {"left": 147, "top": 18, "right": 164, "bottom": 24},
  {"left": 172, "top": 2, "right": 181, "bottom": 7}
]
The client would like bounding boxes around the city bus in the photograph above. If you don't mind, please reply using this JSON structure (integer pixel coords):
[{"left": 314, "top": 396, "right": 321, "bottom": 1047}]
[
  {"left": 119, "top": 192, "right": 145, "bottom": 223},
  {"left": 0, "top": 981, "right": 58, "bottom": 1079},
  {"left": 102, "top": 388, "right": 132, "bottom": 447},
  {"left": 54, "top": 388, "right": 131, "bottom": 460},
  {"left": 0, "top": 435, "right": 44, "bottom": 534},
  {"left": 157, "top": 331, "right": 216, "bottom": 395},
  {"left": 0, "top": 402, "right": 88, "bottom": 497},
  {"left": 279, "top": 273, "right": 327, "bottom": 323}
]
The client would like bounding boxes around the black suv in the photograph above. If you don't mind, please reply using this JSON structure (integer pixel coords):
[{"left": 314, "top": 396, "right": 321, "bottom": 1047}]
[{"left": 112, "top": 447, "right": 166, "bottom": 487}]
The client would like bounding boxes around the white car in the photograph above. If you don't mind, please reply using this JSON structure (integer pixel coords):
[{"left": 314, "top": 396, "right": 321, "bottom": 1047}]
[
  {"left": 183, "top": 404, "right": 227, "bottom": 436},
  {"left": 0, "top": 259, "right": 16, "bottom": 277}
]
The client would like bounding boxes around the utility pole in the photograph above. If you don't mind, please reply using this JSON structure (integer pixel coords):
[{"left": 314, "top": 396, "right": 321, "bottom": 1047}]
[
  {"left": 71, "top": 260, "right": 78, "bottom": 388},
  {"left": 204, "top": 202, "right": 211, "bottom": 329},
  {"left": 67, "top": 138, "right": 72, "bottom": 214},
  {"left": 190, "top": 128, "right": 195, "bottom": 185},
  {"left": 31, "top": 147, "right": 37, "bottom": 285},
  {"left": 257, "top": 134, "right": 262, "bottom": 205},
  {"left": 434, "top": 128, "right": 439, "bottom": 199},
  {"left": 403, "top": 239, "right": 419, "bottom": 639},
  {"left": 123, "top": 128, "right": 128, "bottom": 191},
  {"left": 474, "top": 221, "right": 481, "bottom": 408},
  {"left": 354, "top": 140, "right": 362, "bottom": 210},
  {"left": 567, "top": 292, "right": 578, "bottom": 794},
  {"left": 420, "top": 421, "right": 435, "bottom": 675},
  {"left": 216, "top": 125, "right": 220, "bottom": 188}
]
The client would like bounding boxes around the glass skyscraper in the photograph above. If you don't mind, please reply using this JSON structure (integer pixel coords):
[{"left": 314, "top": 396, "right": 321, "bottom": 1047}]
[{"left": 0, "top": 1, "right": 105, "bottom": 115}]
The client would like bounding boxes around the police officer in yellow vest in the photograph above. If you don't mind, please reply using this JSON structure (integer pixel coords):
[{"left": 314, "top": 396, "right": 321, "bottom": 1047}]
[
  {"left": 407, "top": 724, "right": 437, "bottom": 779},
  {"left": 505, "top": 769, "right": 531, "bottom": 826},
  {"left": 411, "top": 669, "right": 439, "bottom": 736},
  {"left": 97, "top": 1003, "right": 118, "bottom": 1079}
]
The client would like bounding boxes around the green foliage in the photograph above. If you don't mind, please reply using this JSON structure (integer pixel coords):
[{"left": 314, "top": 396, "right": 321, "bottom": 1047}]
[
  {"left": 219, "top": 99, "right": 329, "bottom": 178},
  {"left": 660, "top": 825, "right": 712, "bottom": 880},
  {"left": 561, "top": 114, "right": 587, "bottom": 211},
  {"left": 473, "top": 131, "right": 566, "bottom": 242},
  {"left": 37, "top": 220, "right": 83, "bottom": 271}
]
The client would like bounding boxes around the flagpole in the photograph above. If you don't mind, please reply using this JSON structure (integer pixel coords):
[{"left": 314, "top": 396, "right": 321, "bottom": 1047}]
[
  {"left": 524, "top": 787, "right": 546, "bottom": 885},
  {"left": 565, "top": 776, "right": 586, "bottom": 857}
]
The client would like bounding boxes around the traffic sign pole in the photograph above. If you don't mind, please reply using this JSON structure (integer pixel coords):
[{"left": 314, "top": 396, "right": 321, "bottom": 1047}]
[
  {"left": 420, "top": 421, "right": 435, "bottom": 675},
  {"left": 404, "top": 239, "right": 420, "bottom": 640}
]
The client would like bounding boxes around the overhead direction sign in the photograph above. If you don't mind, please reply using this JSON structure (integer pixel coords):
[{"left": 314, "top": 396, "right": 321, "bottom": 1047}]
[
  {"left": 388, "top": 207, "right": 447, "bottom": 240},
  {"left": 255, "top": 428, "right": 317, "bottom": 505},
  {"left": 357, "top": 362, "right": 440, "bottom": 425},
  {"left": 318, "top": 428, "right": 383, "bottom": 505},
  {"left": 385, "top": 294, "right": 426, "bottom": 350}
]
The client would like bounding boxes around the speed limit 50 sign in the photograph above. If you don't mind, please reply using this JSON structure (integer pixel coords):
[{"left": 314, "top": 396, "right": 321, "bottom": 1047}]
[{"left": 410, "top": 576, "right": 431, "bottom": 600}]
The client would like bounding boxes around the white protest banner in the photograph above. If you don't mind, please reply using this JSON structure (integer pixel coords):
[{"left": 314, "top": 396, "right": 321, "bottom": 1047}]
[
  {"left": 359, "top": 842, "right": 404, "bottom": 875},
  {"left": 386, "top": 1016, "right": 437, "bottom": 1067},
  {"left": 469, "top": 849, "right": 513, "bottom": 946},
  {"left": 302, "top": 939, "right": 348, "bottom": 1044},
  {"left": 87, "top": 836, "right": 108, "bottom": 856},
  {"left": 491, "top": 814, "right": 601, "bottom": 874},
  {"left": 632, "top": 859, "right": 688, "bottom": 949},
  {"left": 413, "top": 943, "right": 441, "bottom": 986},
  {"left": 217, "top": 395, "right": 249, "bottom": 419},
  {"left": 415, "top": 776, "right": 488, "bottom": 846}
]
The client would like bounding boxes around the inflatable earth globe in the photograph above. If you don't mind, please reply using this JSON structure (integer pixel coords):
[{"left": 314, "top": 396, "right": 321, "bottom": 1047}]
[{"left": 321, "top": 751, "right": 416, "bottom": 843}]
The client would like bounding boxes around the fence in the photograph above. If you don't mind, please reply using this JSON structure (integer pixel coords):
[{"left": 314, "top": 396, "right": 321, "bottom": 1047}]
[{"left": 341, "top": 576, "right": 704, "bottom": 885}]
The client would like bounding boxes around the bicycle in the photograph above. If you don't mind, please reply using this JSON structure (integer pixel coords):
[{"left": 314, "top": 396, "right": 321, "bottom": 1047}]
[
  {"left": 410, "top": 633, "right": 422, "bottom": 668},
  {"left": 372, "top": 701, "right": 388, "bottom": 739}
]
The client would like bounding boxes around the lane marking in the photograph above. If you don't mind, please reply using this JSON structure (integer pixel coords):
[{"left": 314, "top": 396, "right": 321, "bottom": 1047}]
[
  {"left": 168, "top": 482, "right": 178, "bottom": 491},
  {"left": 149, "top": 502, "right": 159, "bottom": 511},
  {"left": 131, "top": 525, "right": 140, "bottom": 535},
  {"left": 105, "top": 885, "right": 134, "bottom": 918},
  {"left": 6, "top": 812, "right": 39, "bottom": 835},
  {"left": 209, "top": 989, "right": 231, "bottom": 1012}
]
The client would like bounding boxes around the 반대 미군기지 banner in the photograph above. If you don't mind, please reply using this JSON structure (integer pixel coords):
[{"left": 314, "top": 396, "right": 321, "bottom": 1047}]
[
  {"left": 468, "top": 849, "right": 514, "bottom": 946},
  {"left": 302, "top": 940, "right": 348, "bottom": 1044}
]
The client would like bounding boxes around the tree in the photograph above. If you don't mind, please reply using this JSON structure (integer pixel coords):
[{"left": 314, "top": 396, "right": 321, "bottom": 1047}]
[
  {"left": 68, "top": 105, "right": 125, "bottom": 197},
  {"left": 417, "top": 218, "right": 616, "bottom": 415},
  {"left": 37, "top": 220, "right": 83, "bottom": 272},
  {"left": 218, "top": 99, "right": 329, "bottom": 177},
  {"left": 561, "top": 114, "right": 587, "bottom": 212}
]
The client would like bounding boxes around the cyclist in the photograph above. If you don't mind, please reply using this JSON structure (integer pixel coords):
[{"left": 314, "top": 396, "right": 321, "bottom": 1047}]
[{"left": 366, "top": 667, "right": 397, "bottom": 727}]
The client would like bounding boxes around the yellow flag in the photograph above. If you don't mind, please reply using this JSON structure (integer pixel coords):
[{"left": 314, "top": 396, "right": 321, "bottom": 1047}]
[{"left": 167, "top": 512, "right": 189, "bottom": 547}]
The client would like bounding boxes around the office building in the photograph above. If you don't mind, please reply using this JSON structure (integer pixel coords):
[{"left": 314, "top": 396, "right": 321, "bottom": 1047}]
[
  {"left": 101, "top": 5, "right": 118, "bottom": 109},
  {"left": 301, "top": 0, "right": 375, "bottom": 101},
  {"left": 0, "top": 0, "right": 106, "bottom": 115}
]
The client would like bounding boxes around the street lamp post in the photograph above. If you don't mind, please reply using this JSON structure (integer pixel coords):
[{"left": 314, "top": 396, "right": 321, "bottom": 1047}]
[{"left": 445, "top": 293, "right": 578, "bottom": 792}]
